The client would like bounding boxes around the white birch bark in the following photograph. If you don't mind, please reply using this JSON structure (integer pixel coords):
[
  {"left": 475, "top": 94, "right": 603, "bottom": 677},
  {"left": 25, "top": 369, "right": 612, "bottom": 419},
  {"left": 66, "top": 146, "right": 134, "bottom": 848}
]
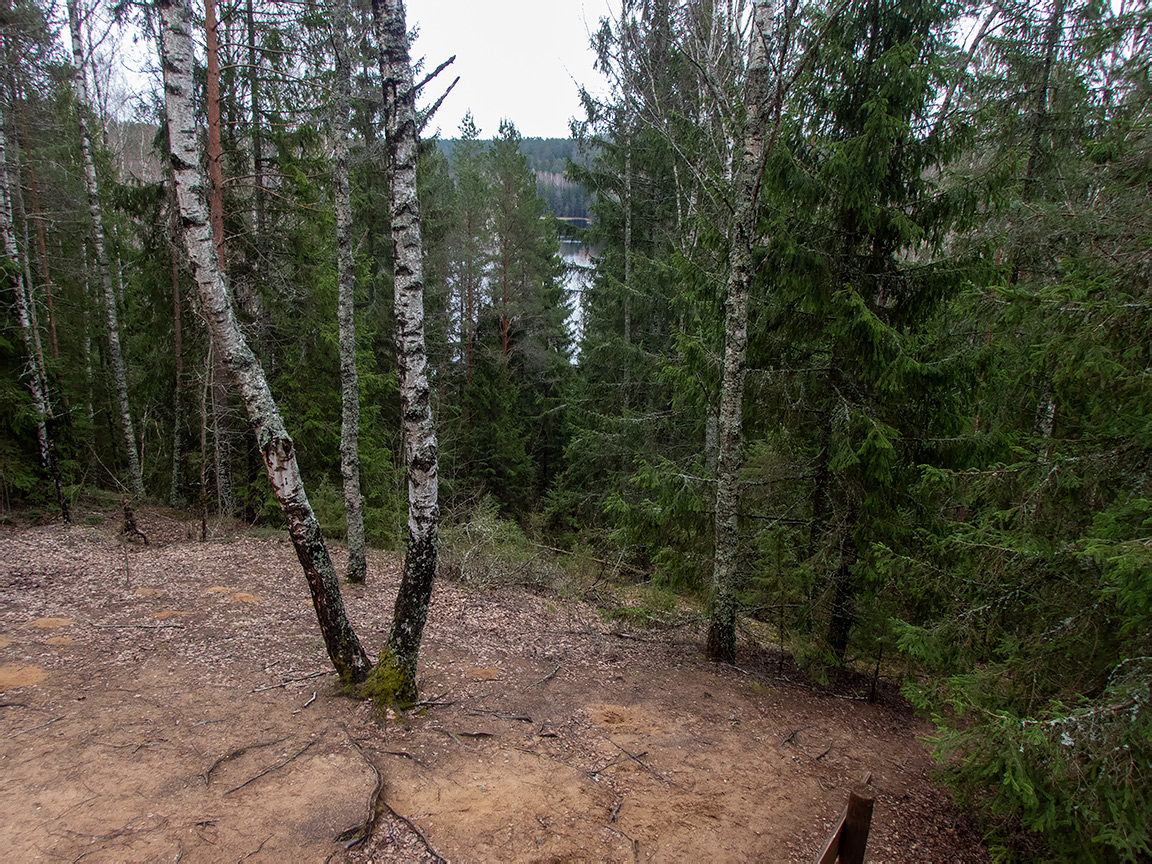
[
  {"left": 158, "top": 0, "right": 370, "bottom": 684},
  {"left": 67, "top": 0, "right": 143, "bottom": 499},
  {"left": 706, "top": 0, "right": 774, "bottom": 663},
  {"left": 372, "top": 0, "right": 440, "bottom": 700},
  {"left": 1, "top": 99, "right": 68, "bottom": 522},
  {"left": 333, "top": 0, "right": 367, "bottom": 584}
]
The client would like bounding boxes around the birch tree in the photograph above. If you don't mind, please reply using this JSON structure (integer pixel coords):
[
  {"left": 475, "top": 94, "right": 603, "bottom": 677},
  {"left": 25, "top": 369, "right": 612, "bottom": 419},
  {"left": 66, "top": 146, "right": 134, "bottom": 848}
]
[
  {"left": 332, "top": 0, "right": 367, "bottom": 583},
  {"left": 157, "top": 0, "right": 371, "bottom": 685},
  {"left": 705, "top": 0, "right": 775, "bottom": 663},
  {"left": 67, "top": 0, "right": 142, "bottom": 498},
  {"left": 370, "top": 0, "right": 440, "bottom": 702},
  {"left": 0, "top": 96, "right": 67, "bottom": 522}
]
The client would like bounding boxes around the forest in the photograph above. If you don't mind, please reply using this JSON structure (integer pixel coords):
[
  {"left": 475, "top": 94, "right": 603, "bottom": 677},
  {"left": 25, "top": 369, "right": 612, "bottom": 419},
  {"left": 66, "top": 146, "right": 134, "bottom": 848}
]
[{"left": 1, "top": 0, "right": 1149, "bottom": 860}]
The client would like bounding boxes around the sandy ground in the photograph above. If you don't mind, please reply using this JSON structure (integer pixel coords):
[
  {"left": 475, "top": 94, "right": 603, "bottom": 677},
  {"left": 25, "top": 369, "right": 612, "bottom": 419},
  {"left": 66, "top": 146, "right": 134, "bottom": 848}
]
[{"left": 0, "top": 504, "right": 989, "bottom": 862}]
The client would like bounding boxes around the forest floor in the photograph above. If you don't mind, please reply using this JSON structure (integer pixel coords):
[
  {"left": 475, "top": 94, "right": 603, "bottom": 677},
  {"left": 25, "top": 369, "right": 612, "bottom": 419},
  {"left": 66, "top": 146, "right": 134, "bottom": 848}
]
[{"left": 0, "top": 501, "right": 990, "bottom": 863}]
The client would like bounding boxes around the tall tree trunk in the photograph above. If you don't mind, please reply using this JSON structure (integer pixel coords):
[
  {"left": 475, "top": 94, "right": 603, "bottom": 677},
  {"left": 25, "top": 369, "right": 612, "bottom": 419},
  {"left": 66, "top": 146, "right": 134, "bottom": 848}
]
[
  {"left": 1, "top": 100, "right": 68, "bottom": 522},
  {"left": 158, "top": 0, "right": 370, "bottom": 685},
  {"left": 246, "top": 0, "right": 266, "bottom": 257},
  {"left": 169, "top": 174, "right": 184, "bottom": 507},
  {"left": 68, "top": 0, "right": 143, "bottom": 498},
  {"left": 204, "top": 0, "right": 232, "bottom": 515},
  {"left": 333, "top": 0, "right": 367, "bottom": 584},
  {"left": 706, "top": 0, "right": 774, "bottom": 664},
  {"left": 1010, "top": 0, "right": 1067, "bottom": 286},
  {"left": 5, "top": 58, "right": 59, "bottom": 361},
  {"left": 372, "top": 0, "right": 440, "bottom": 702}
]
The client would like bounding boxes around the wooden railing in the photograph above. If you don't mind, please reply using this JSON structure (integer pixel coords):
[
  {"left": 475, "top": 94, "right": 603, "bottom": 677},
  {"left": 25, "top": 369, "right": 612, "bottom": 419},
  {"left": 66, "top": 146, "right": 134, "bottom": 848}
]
[{"left": 813, "top": 773, "right": 875, "bottom": 864}]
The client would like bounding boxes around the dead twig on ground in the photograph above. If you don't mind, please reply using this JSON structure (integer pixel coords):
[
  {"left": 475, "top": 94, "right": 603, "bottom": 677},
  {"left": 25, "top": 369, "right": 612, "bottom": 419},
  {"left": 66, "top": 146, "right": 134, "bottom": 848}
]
[
  {"left": 608, "top": 629, "right": 660, "bottom": 643},
  {"left": 89, "top": 622, "right": 184, "bottom": 630},
  {"left": 412, "top": 691, "right": 452, "bottom": 708},
  {"left": 592, "top": 751, "right": 648, "bottom": 776},
  {"left": 816, "top": 744, "right": 832, "bottom": 761},
  {"left": 607, "top": 737, "right": 674, "bottom": 785},
  {"left": 382, "top": 749, "right": 428, "bottom": 767},
  {"left": 431, "top": 727, "right": 490, "bottom": 749},
  {"left": 604, "top": 824, "right": 640, "bottom": 862},
  {"left": 13, "top": 716, "right": 62, "bottom": 736},
  {"left": 223, "top": 739, "right": 316, "bottom": 796},
  {"left": 523, "top": 663, "right": 561, "bottom": 691},
  {"left": 250, "top": 670, "right": 331, "bottom": 692},
  {"left": 513, "top": 746, "right": 598, "bottom": 781},
  {"left": 291, "top": 692, "right": 317, "bottom": 715},
  {"left": 468, "top": 709, "right": 532, "bottom": 722},
  {"left": 778, "top": 725, "right": 812, "bottom": 750},
  {"left": 201, "top": 737, "right": 287, "bottom": 786},
  {"left": 237, "top": 834, "right": 271, "bottom": 861}
]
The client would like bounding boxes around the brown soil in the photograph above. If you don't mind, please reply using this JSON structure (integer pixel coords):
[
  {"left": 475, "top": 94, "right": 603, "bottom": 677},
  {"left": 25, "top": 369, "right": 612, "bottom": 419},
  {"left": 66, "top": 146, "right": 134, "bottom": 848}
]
[{"left": 0, "top": 505, "right": 990, "bottom": 863}]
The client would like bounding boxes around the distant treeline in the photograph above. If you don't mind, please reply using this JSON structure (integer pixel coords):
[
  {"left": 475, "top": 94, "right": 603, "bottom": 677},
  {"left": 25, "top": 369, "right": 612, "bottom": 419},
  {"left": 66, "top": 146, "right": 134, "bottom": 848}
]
[{"left": 435, "top": 137, "right": 591, "bottom": 222}]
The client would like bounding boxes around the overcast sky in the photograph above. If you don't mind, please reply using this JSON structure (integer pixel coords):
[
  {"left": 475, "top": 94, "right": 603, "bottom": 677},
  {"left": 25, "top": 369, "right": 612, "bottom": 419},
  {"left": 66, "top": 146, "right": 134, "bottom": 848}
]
[{"left": 406, "top": 0, "right": 607, "bottom": 140}]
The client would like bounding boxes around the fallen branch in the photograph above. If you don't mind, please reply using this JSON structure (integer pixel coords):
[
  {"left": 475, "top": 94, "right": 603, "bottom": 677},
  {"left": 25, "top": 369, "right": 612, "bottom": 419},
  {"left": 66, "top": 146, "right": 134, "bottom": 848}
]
[
  {"left": 89, "top": 622, "right": 184, "bottom": 630},
  {"left": 779, "top": 725, "right": 812, "bottom": 750},
  {"left": 607, "top": 737, "right": 673, "bottom": 785},
  {"left": 223, "top": 739, "right": 316, "bottom": 796},
  {"left": 468, "top": 709, "right": 532, "bottom": 722},
  {"left": 412, "top": 691, "right": 452, "bottom": 708},
  {"left": 13, "top": 716, "right": 61, "bottom": 736},
  {"left": 607, "top": 629, "right": 660, "bottom": 643},
  {"left": 592, "top": 751, "right": 648, "bottom": 777},
  {"left": 523, "top": 663, "right": 561, "bottom": 691},
  {"left": 291, "top": 691, "right": 317, "bottom": 715},
  {"left": 202, "top": 737, "right": 287, "bottom": 786},
  {"left": 431, "top": 727, "right": 476, "bottom": 749},
  {"left": 237, "top": 835, "right": 271, "bottom": 861},
  {"left": 251, "top": 670, "right": 331, "bottom": 692},
  {"left": 382, "top": 749, "right": 428, "bottom": 767}
]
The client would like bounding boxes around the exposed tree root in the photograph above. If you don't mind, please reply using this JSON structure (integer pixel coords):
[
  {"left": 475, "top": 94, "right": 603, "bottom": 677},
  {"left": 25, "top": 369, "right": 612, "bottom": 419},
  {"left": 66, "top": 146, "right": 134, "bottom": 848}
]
[
  {"left": 201, "top": 737, "right": 286, "bottom": 786},
  {"left": 223, "top": 739, "right": 316, "bottom": 796},
  {"left": 340, "top": 728, "right": 446, "bottom": 861}
]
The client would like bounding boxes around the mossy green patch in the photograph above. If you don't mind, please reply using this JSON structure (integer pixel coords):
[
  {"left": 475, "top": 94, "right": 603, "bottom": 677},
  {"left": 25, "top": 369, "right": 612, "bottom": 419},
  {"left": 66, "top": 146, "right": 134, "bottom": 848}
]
[{"left": 355, "top": 649, "right": 417, "bottom": 718}]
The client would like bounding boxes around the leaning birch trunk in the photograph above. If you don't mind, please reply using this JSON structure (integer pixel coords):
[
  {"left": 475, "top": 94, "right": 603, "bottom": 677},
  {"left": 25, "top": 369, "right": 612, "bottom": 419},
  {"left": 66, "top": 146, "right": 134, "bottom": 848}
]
[
  {"left": 333, "top": 0, "right": 367, "bottom": 584},
  {"left": 0, "top": 102, "right": 68, "bottom": 522},
  {"left": 157, "top": 0, "right": 371, "bottom": 685},
  {"left": 706, "top": 0, "right": 774, "bottom": 663},
  {"left": 371, "top": 0, "right": 440, "bottom": 702},
  {"left": 67, "top": 0, "right": 142, "bottom": 499}
]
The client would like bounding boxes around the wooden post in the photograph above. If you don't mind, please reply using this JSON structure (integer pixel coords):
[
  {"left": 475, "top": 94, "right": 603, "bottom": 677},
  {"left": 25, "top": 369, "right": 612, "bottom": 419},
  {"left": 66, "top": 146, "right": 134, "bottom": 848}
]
[
  {"left": 813, "top": 774, "right": 874, "bottom": 864},
  {"left": 839, "top": 783, "right": 875, "bottom": 864}
]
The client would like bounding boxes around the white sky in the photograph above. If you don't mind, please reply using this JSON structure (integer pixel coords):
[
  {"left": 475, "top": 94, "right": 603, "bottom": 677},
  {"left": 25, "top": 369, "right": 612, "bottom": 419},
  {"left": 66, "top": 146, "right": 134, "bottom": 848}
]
[
  {"left": 406, "top": 0, "right": 607, "bottom": 139},
  {"left": 97, "top": 0, "right": 609, "bottom": 140}
]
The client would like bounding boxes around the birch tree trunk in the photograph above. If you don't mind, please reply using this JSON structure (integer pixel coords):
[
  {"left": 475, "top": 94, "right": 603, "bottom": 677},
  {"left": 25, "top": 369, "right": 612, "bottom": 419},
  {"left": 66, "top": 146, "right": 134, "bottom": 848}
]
[
  {"left": 68, "top": 0, "right": 143, "bottom": 499},
  {"left": 706, "top": 0, "right": 774, "bottom": 663},
  {"left": 204, "top": 0, "right": 232, "bottom": 515},
  {"left": 0, "top": 100, "right": 68, "bottom": 522},
  {"left": 158, "top": 0, "right": 371, "bottom": 685},
  {"left": 333, "top": 0, "right": 367, "bottom": 584},
  {"left": 372, "top": 0, "right": 440, "bottom": 702}
]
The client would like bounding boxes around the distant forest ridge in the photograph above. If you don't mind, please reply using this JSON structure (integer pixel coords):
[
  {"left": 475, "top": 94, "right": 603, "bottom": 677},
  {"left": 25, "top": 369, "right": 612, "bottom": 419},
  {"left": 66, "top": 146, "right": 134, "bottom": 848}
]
[{"left": 435, "top": 137, "right": 591, "bottom": 223}]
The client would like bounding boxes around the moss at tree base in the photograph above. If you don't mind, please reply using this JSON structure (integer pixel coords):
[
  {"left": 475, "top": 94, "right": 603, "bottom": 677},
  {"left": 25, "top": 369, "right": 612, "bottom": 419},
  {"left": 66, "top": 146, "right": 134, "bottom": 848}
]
[{"left": 355, "top": 650, "right": 418, "bottom": 717}]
